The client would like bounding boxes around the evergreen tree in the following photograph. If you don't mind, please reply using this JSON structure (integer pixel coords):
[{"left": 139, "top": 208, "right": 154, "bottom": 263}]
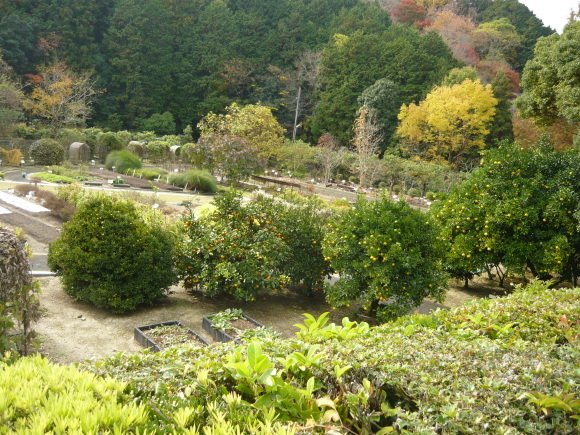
[{"left": 487, "top": 69, "right": 514, "bottom": 145}]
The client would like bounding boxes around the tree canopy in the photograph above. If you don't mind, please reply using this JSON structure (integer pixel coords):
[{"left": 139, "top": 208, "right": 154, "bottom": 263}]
[
  {"left": 516, "top": 21, "right": 580, "bottom": 128},
  {"left": 397, "top": 79, "right": 497, "bottom": 168},
  {"left": 431, "top": 142, "right": 580, "bottom": 287}
]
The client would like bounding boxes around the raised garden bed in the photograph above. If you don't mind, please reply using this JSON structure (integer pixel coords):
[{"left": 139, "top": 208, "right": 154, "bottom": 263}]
[
  {"left": 202, "top": 309, "right": 263, "bottom": 343},
  {"left": 134, "top": 321, "right": 208, "bottom": 352}
]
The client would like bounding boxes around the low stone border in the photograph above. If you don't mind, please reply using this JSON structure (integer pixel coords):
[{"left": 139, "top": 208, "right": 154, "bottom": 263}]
[
  {"left": 202, "top": 313, "right": 263, "bottom": 344},
  {"left": 134, "top": 320, "right": 208, "bottom": 352}
]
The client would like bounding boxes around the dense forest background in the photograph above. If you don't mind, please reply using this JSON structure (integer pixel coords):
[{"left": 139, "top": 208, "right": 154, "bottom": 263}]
[{"left": 0, "top": 0, "right": 569, "bottom": 150}]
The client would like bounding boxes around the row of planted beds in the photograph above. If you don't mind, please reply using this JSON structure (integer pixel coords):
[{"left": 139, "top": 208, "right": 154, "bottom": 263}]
[{"left": 134, "top": 309, "right": 264, "bottom": 352}]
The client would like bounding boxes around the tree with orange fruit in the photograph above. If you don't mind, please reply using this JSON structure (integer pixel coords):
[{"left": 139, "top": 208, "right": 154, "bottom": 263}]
[{"left": 431, "top": 140, "right": 580, "bottom": 287}]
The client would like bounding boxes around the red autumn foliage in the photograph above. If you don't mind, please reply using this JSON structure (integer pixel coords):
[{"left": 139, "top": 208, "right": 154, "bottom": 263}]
[
  {"left": 392, "top": 0, "right": 427, "bottom": 26},
  {"left": 476, "top": 60, "right": 520, "bottom": 93}
]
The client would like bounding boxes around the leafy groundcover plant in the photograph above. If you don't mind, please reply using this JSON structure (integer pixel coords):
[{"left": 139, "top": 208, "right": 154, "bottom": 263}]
[{"left": 2, "top": 282, "right": 577, "bottom": 433}]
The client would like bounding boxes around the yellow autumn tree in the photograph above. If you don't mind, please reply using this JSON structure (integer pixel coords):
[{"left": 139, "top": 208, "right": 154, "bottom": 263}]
[
  {"left": 23, "top": 62, "right": 99, "bottom": 134},
  {"left": 397, "top": 79, "right": 497, "bottom": 168},
  {"left": 198, "top": 103, "right": 284, "bottom": 159}
]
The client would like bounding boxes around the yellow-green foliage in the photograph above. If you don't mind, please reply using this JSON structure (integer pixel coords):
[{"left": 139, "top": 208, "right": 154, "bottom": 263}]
[
  {"left": 0, "top": 148, "right": 23, "bottom": 166},
  {"left": 0, "top": 354, "right": 148, "bottom": 433}
]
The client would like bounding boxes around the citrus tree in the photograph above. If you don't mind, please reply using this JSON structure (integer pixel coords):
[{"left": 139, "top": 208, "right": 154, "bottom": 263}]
[
  {"left": 177, "top": 190, "right": 330, "bottom": 300},
  {"left": 48, "top": 195, "right": 177, "bottom": 313},
  {"left": 430, "top": 141, "right": 580, "bottom": 287},
  {"left": 323, "top": 194, "right": 447, "bottom": 321}
]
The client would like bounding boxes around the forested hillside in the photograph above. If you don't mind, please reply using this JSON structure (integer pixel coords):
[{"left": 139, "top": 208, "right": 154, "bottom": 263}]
[{"left": 0, "top": 0, "right": 555, "bottom": 145}]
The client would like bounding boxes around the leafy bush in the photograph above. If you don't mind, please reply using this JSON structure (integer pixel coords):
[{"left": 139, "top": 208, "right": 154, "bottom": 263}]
[
  {"left": 323, "top": 194, "right": 447, "bottom": 321},
  {"left": 169, "top": 169, "right": 217, "bottom": 193},
  {"left": 430, "top": 142, "right": 580, "bottom": 287},
  {"left": 0, "top": 355, "right": 149, "bottom": 432},
  {"left": 30, "top": 139, "right": 64, "bottom": 166},
  {"left": 177, "top": 190, "right": 290, "bottom": 300},
  {"left": 275, "top": 195, "right": 331, "bottom": 294},
  {"left": 425, "top": 191, "right": 436, "bottom": 201},
  {"left": 407, "top": 187, "right": 420, "bottom": 197},
  {"left": 48, "top": 195, "right": 177, "bottom": 313},
  {"left": 105, "top": 149, "right": 142, "bottom": 174},
  {"left": 145, "top": 140, "right": 170, "bottom": 162},
  {"left": 88, "top": 282, "right": 579, "bottom": 434}
]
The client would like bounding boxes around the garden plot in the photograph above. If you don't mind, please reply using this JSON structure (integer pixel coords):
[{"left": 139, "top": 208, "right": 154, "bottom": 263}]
[
  {"left": 134, "top": 321, "right": 208, "bottom": 352},
  {"left": 203, "top": 309, "right": 266, "bottom": 343}
]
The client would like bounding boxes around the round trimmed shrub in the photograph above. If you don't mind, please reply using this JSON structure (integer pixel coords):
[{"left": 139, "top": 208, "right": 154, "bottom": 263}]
[
  {"left": 105, "top": 150, "right": 142, "bottom": 174},
  {"left": 30, "top": 139, "right": 64, "bottom": 166},
  {"left": 169, "top": 169, "right": 217, "bottom": 193},
  {"left": 47, "top": 195, "right": 177, "bottom": 313}
]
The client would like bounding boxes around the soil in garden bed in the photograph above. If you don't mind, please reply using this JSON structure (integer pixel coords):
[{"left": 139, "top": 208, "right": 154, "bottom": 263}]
[
  {"left": 227, "top": 318, "right": 260, "bottom": 339},
  {"left": 145, "top": 324, "right": 205, "bottom": 350}
]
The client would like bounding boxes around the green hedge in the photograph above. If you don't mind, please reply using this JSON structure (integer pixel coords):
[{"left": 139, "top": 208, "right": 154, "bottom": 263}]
[
  {"left": 31, "top": 172, "right": 76, "bottom": 183},
  {"left": 86, "top": 281, "right": 579, "bottom": 433},
  {"left": 3, "top": 283, "right": 577, "bottom": 433}
]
